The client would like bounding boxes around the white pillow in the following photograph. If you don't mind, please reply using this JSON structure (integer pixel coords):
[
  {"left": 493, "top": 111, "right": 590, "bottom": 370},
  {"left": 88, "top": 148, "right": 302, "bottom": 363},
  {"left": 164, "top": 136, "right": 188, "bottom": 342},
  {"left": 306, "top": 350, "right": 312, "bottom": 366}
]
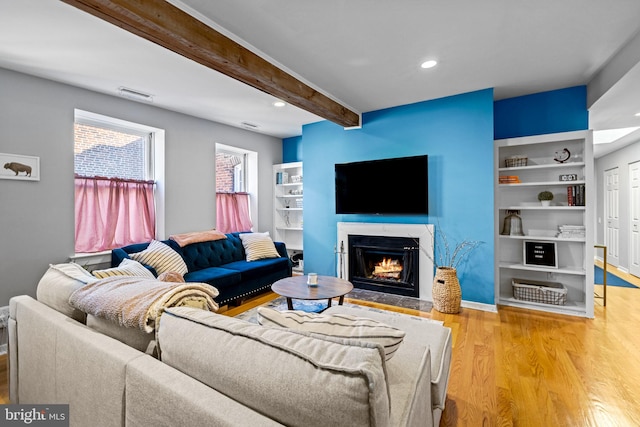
[
  {"left": 92, "top": 258, "right": 156, "bottom": 279},
  {"left": 129, "top": 240, "right": 188, "bottom": 275},
  {"left": 238, "top": 232, "right": 280, "bottom": 261},
  {"left": 257, "top": 307, "right": 405, "bottom": 360}
]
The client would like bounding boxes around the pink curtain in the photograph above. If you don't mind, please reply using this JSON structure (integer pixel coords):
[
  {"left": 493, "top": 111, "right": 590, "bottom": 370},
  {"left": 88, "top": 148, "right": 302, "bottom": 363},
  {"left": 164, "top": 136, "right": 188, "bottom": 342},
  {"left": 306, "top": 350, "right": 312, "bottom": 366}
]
[
  {"left": 216, "top": 192, "right": 253, "bottom": 233},
  {"left": 75, "top": 176, "right": 156, "bottom": 253}
]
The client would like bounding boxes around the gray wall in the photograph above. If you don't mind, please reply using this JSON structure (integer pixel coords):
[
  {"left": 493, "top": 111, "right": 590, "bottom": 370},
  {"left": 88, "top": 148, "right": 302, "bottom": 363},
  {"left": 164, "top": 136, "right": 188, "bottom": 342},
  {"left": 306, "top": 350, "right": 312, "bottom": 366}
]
[
  {"left": 595, "top": 140, "right": 640, "bottom": 270},
  {"left": 0, "top": 68, "right": 281, "bottom": 306}
]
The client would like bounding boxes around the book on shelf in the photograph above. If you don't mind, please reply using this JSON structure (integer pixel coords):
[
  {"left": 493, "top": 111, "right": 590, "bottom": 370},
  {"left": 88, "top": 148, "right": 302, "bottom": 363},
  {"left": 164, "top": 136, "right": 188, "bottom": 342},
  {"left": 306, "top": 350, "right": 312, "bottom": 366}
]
[
  {"left": 567, "top": 184, "right": 585, "bottom": 206},
  {"left": 275, "top": 171, "right": 289, "bottom": 184},
  {"left": 499, "top": 175, "right": 521, "bottom": 184}
]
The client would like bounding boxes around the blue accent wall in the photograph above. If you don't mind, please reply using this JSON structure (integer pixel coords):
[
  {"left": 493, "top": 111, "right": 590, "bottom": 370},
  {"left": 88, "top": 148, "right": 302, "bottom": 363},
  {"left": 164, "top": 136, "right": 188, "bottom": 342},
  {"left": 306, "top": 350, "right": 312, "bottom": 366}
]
[
  {"left": 494, "top": 86, "right": 588, "bottom": 139},
  {"left": 300, "top": 89, "right": 496, "bottom": 304},
  {"left": 283, "top": 135, "right": 303, "bottom": 163}
]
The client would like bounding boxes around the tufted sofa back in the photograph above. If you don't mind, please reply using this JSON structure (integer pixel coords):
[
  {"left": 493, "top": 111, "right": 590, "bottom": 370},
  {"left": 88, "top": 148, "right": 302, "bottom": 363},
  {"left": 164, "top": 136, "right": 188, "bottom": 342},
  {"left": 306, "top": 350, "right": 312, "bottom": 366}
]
[
  {"left": 179, "top": 233, "right": 245, "bottom": 272},
  {"left": 111, "top": 233, "right": 247, "bottom": 274}
]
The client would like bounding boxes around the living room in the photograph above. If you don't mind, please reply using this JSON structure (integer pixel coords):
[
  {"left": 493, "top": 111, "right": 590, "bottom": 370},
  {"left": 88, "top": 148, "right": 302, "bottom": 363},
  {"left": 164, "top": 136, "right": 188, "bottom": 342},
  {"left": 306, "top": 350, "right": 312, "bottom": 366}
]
[{"left": 2, "top": 1, "right": 640, "bottom": 426}]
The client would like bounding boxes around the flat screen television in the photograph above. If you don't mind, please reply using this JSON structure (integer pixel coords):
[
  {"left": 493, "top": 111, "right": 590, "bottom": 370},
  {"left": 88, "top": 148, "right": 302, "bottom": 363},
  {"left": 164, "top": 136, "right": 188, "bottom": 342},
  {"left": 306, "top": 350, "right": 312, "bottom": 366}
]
[{"left": 335, "top": 155, "right": 428, "bottom": 215}]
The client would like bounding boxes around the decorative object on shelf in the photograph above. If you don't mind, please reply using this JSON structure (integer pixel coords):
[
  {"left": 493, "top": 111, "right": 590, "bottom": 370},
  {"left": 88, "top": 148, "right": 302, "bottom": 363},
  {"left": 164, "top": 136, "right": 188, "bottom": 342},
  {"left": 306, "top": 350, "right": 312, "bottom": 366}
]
[
  {"left": 559, "top": 173, "right": 578, "bottom": 181},
  {"left": 432, "top": 267, "right": 461, "bottom": 313},
  {"left": 553, "top": 148, "right": 571, "bottom": 163},
  {"left": 0, "top": 153, "right": 40, "bottom": 181},
  {"left": 501, "top": 210, "right": 524, "bottom": 236},
  {"left": 537, "top": 190, "right": 554, "bottom": 206},
  {"left": 505, "top": 156, "right": 528, "bottom": 167},
  {"left": 523, "top": 241, "right": 558, "bottom": 268}
]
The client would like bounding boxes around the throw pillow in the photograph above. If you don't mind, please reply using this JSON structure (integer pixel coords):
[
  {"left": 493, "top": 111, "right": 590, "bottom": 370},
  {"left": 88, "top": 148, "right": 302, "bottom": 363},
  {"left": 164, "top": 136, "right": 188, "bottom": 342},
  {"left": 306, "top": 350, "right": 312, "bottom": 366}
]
[
  {"left": 129, "top": 240, "right": 188, "bottom": 275},
  {"left": 92, "top": 258, "right": 156, "bottom": 279},
  {"left": 157, "top": 271, "right": 186, "bottom": 283},
  {"left": 257, "top": 307, "right": 406, "bottom": 361},
  {"left": 238, "top": 232, "right": 280, "bottom": 261}
]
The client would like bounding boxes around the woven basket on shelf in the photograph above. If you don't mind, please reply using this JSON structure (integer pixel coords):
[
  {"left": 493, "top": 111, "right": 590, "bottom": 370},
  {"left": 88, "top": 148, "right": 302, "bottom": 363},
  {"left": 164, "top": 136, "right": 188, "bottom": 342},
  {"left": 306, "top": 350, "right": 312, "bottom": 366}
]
[
  {"left": 432, "top": 267, "right": 461, "bottom": 314},
  {"left": 505, "top": 156, "right": 528, "bottom": 167}
]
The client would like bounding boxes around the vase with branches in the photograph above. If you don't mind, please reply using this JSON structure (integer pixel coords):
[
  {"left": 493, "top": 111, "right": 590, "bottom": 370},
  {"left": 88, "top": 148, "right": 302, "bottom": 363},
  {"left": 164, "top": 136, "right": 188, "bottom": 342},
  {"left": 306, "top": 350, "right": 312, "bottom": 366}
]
[{"left": 415, "top": 224, "right": 483, "bottom": 314}]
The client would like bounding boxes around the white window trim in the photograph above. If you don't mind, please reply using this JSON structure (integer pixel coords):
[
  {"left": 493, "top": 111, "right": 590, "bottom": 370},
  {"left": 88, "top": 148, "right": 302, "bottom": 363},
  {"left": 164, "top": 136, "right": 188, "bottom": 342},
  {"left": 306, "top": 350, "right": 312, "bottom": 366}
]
[
  {"left": 216, "top": 143, "right": 258, "bottom": 231},
  {"left": 73, "top": 109, "right": 165, "bottom": 263}
]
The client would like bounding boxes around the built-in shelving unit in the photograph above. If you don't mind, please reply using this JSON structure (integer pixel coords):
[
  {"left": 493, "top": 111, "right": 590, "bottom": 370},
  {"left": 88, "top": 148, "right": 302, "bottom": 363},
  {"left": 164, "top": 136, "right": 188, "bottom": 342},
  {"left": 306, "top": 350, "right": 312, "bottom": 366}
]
[
  {"left": 273, "top": 162, "right": 303, "bottom": 274},
  {"left": 494, "top": 130, "right": 594, "bottom": 317}
]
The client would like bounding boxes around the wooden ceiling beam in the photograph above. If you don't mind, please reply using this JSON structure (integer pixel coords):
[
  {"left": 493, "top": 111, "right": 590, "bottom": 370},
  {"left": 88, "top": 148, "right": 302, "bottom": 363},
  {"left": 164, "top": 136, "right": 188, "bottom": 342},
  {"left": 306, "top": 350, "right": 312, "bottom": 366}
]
[{"left": 61, "top": 0, "right": 360, "bottom": 128}]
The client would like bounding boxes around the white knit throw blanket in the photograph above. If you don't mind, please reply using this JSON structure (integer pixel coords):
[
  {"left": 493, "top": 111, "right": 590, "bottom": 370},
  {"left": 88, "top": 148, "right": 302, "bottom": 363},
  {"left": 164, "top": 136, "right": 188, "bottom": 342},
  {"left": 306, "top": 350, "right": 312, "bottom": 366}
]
[{"left": 69, "top": 276, "right": 219, "bottom": 332}]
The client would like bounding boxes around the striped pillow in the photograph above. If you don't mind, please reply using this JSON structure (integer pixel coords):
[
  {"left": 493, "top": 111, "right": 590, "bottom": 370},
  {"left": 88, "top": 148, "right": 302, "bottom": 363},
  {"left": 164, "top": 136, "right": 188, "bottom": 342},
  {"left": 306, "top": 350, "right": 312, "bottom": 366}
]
[
  {"left": 129, "top": 240, "right": 188, "bottom": 275},
  {"left": 257, "top": 307, "right": 405, "bottom": 360},
  {"left": 239, "top": 232, "right": 281, "bottom": 261},
  {"left": 92, "top": 258, "right": 156, "bottom": 279}
]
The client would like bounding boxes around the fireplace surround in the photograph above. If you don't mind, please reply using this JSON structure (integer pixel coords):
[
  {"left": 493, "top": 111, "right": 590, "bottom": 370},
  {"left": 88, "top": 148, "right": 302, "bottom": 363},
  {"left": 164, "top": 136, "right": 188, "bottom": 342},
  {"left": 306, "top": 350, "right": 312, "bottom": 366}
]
[{"left": 337, "top": 222, "right": 434, "bottom": 301}]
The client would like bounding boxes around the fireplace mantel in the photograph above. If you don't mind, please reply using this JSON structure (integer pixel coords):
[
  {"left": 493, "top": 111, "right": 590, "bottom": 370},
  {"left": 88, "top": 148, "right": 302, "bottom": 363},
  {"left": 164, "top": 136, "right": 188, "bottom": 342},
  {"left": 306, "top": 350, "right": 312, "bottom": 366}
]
[{"left": 337, "top": 222, "right": 434, "bottom": 301}]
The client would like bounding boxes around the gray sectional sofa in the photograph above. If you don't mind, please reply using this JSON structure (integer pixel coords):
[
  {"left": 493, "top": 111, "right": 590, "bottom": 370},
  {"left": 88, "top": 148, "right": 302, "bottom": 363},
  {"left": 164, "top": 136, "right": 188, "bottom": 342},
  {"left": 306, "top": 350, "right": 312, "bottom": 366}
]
[{"left": 9, "top": 294, "right": 452, "bottom": 427}]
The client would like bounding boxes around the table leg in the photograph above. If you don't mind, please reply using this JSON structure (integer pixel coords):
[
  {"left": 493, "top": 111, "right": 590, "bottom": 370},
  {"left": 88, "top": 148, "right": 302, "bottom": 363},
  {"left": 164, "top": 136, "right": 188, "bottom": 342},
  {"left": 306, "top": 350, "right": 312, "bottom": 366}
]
[
  {"left": 327, "top": 298, "right": 332, "bottom": 308},
  {"left": 286, "top": 297, "right": 294, "bottom": 310},
  {"left": 338, "top": 295, "right": 345, "bottom": 305}
]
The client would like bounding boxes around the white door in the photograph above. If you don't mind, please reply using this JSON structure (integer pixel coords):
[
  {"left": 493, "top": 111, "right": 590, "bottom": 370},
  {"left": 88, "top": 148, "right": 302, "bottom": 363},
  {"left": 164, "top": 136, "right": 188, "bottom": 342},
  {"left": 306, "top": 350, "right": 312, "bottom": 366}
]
[
  {"left": 630, "top": 161, "right": 640, "bottom": 277},
  {"left": 604, "top": 167, "right": 620, "bottom": 266}
]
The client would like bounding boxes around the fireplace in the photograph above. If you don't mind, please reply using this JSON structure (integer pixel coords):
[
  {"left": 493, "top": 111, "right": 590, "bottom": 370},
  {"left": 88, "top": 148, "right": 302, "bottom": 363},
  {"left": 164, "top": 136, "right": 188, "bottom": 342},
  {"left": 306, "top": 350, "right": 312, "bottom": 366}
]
[
  {"left": 337, "top": 222, "right": 434, "bottom": 302},
  {"left": 348, "top": 235, "right": 419, "bottom": 297}
]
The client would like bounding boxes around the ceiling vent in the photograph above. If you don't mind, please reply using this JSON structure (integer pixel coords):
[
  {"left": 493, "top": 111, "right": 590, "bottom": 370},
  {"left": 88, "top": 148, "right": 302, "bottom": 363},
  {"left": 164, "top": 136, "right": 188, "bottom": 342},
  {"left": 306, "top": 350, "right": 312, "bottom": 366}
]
[
  {"left": 118, "top": 87, "right": 153, "bottom": 103},
  {"left": 241, "top": 121, "right": 260, "bottom": 129}
]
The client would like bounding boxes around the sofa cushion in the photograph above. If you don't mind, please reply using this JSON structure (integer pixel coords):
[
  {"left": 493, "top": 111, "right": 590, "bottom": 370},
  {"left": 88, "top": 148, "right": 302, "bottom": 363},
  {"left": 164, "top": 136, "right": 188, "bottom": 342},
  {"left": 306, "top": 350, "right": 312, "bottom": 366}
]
[
  {"left": 256, "top": 307, "right": 405, "bottom": 360},
  {"left": 324, "top": 304, "right": 452, "bottom": 423},
  {"left": 130, "top": 240, "right": 188, "bottom": 276},
  {"left": 36, "top": 263, "right": 97, "bottom": 322},
  {"left": 92, "top": 258, "right": 156, "bottom": 279},
  {"left": 238, "top": 232, "right": 281, "bottom": 261},
  {"left": 221, "top": 256, "right": 290, "bottom": 281},
  {"left": 183, "top": 267, "right": 241, "bottom": 293},
  {"left": 158, "top": 307, "right": 391, "bottom": 427}
]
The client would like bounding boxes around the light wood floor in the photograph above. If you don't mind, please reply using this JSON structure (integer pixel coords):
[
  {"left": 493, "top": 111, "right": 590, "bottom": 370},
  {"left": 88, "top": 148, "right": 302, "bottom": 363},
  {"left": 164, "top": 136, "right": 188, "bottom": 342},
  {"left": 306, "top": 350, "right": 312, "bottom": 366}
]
[{"left": 3, "top": 264, "right": 639, "bottom": 426}]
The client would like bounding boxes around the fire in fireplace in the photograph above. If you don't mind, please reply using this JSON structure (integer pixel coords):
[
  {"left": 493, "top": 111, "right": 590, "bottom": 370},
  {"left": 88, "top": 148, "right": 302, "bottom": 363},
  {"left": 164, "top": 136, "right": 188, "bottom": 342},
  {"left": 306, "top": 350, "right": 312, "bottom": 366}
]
[{"left": 348, "top": 235, "right": 419, "bottom": 297}]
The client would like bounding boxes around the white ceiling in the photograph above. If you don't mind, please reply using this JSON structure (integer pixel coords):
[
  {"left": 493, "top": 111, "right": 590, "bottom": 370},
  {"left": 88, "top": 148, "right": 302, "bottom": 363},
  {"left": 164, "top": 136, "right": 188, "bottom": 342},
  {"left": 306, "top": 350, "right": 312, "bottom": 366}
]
[{"left": 2, "top": 0, "right": 640, "bottom": 155}]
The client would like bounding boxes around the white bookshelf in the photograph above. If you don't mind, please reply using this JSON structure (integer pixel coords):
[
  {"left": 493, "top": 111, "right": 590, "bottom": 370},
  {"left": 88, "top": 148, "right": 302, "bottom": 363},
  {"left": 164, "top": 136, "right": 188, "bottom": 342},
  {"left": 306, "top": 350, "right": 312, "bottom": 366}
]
[
  {"left": 494, "top": 130, "right": 594, "bottom": 317},
  {"left": 273, "top": 162, "right": 303, "bottom": 273}
]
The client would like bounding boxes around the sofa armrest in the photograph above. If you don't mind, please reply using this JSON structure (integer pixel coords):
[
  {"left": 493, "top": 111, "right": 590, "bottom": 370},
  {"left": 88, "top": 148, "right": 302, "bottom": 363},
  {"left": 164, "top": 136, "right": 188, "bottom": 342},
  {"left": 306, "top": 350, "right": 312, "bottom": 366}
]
[
  {"left": 111, "top": 248, "right": 130, "bottom": 267},
  {"left": 274, "top": 242, "right": 291, "bottom": 262}
]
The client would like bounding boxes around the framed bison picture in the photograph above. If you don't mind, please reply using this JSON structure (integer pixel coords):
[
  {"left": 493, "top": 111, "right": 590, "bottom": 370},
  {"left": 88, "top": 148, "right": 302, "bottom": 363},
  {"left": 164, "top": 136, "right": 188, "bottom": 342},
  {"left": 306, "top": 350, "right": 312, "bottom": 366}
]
[{"left": 0, "top": 153, "right": 40, "bottom": 181}]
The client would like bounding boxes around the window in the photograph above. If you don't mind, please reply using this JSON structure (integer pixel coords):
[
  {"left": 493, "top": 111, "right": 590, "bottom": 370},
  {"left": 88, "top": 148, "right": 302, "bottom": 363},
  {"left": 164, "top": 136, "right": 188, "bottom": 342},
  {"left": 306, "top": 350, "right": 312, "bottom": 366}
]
[
  {"left": 74, "top": 110, "right": 164, "bottom": 253},
  {"left": 215, "top": 144, "right": 255, "bottom": 233}
]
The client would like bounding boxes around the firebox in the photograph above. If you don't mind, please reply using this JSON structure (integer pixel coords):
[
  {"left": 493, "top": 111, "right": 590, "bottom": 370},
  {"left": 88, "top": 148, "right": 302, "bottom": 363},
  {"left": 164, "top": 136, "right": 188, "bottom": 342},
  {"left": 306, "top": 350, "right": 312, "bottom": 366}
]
[{"left": 348, "top": 235, "right": 419, "bottom": 297}]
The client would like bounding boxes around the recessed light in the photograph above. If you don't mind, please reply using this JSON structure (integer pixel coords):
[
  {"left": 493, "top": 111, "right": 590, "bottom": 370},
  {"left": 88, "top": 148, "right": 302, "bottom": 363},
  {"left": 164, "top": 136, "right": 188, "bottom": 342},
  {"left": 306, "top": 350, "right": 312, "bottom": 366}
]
[
  {"left": 273, "top": 101, "right": 286, "bottom": 108},
  {"left": 635, "top": 112, "right": 640, "bottom": 117},
  {"left": 420, "top": 60, "right": 438, "bottom": 69}
]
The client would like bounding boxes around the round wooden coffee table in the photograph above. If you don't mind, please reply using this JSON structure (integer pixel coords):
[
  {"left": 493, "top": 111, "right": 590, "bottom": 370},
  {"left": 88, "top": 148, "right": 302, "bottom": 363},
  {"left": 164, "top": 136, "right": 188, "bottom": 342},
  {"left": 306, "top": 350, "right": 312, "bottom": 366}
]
[{"left": 271, "top": 275, "right": 354, "bottom": 310}]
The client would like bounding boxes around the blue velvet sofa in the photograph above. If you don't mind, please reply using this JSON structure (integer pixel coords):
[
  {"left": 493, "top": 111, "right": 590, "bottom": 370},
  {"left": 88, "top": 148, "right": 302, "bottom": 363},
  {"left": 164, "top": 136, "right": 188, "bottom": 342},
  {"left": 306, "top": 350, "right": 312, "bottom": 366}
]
[{"left": 111, "top": 233, "right": 292, "bottom": 306}]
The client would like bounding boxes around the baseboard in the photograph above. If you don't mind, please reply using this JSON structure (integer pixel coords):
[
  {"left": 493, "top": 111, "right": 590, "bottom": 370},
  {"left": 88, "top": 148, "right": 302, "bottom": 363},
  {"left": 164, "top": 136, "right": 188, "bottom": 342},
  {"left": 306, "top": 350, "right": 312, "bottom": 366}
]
[{"left": 461, "top": 300, "right": 498, "bottom": 313}]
